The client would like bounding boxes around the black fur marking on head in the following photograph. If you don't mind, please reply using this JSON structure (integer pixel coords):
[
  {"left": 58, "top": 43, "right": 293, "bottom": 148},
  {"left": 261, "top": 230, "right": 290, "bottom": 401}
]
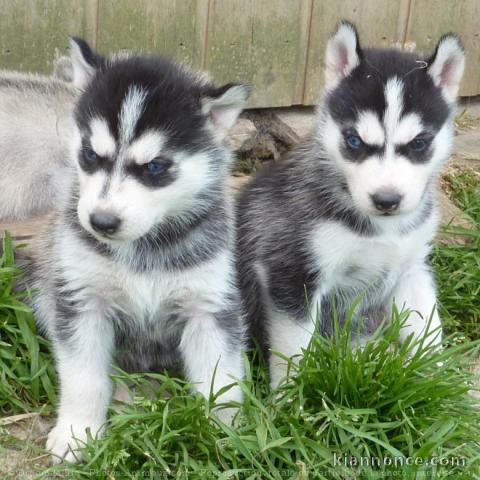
[
  {"left": 75, "top": 55, "right": 216, "bottom": 154},
  {"left": 327, "top": 48, "right": 450, "bottom": 132}
]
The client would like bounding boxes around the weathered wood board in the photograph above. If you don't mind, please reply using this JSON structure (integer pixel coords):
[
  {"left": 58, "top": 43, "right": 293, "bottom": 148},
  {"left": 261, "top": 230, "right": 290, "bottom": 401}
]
[
  {"left": 97, "top": 0, "right": 203, "bottom": 67},
  {"left": 0, "top": 0, "right": 479, "bottom": 106},
  {"left": 0, "top": 0, "right": 96, "bottom": 73},
  {"left": 204, "top": 0, "right": 310, "bottom": 107},
  {"left": 303, "top": 0, "right": 409, "bottom": 104}
]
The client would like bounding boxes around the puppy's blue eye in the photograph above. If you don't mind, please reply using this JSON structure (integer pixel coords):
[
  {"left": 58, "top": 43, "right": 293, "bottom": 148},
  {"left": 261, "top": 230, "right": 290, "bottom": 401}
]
[
  {"left": 83, "top": 148, "right": 98, "bottom": 163},
  {"left": 145, "top": 160, "right": 166, "bottom": 174},
  {"left": 409, "top": 138, "right": 429, "bottom": 152},
  {"left": 346, "top": 134, "right": 363, "bottom": 150}
]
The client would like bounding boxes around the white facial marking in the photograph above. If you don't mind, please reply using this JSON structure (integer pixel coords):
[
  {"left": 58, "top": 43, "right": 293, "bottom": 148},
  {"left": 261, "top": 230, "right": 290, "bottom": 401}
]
[
  {"left": 340, "top": 77, "right": 428, "bottom": 216},
  {"left": 127, "top": 130, "right": 165, "bottom": 165},
  {"left": 325, "top": 73, "right": 454, "bottom": 219},
  {"left": 89, "top": 118, "right": 116, "bottom": 157},
  {"left": 356, "top": 111, "right": 384, "bottom": 145},
  {"left": 383, "top": 77, "right": 404, "bottom": 141},
  {"left": 393, "top": 112, "right": 424, "bottom": 145},
  {"left": 76, "top": 147, "right": 214, "bottom": 242},
  {"left": 77, "top": 169, "right": 110, "bottom": 233},
  {"left": 119, "top": 85, "right": 147, "bottom": 145}
]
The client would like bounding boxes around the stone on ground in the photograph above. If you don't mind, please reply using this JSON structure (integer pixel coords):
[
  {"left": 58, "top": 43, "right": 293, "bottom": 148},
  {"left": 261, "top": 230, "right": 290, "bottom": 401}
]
[
  {"left": 266, "top": 106, "right": 316, "bottom": 144},
  {"left": 226, "top": 117, "right": 257, "bottom": 152}
]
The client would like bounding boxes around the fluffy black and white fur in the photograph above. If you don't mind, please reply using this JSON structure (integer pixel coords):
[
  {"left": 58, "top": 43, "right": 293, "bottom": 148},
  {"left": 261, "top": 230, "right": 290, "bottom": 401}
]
[
  {"left": 32, "top": 38, "right": 250, "bottom": 463},
  {"left": 237, "top": 21, "right": 465, "bottom": 388}
]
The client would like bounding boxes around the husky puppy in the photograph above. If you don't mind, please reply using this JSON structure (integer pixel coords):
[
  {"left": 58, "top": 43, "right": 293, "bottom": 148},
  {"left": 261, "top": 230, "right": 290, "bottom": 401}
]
[
  {"left": 0, "top": 61, "right": 76, "bottom": 220},
  {"left": 237, "top": 21, "right": 465, "bottom": 387},
  {"left": 32, "top": 38, "right": 249, "bottom": 463}
]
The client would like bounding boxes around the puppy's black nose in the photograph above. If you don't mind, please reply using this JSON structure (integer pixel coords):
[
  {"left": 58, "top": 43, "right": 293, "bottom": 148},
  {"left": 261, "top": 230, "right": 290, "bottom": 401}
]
[
  {"left": 370, "top": 191, "right": 402, "bottom": 213},
  {"left": 90, "top": 211, "right": 121, "bottom": 235}
]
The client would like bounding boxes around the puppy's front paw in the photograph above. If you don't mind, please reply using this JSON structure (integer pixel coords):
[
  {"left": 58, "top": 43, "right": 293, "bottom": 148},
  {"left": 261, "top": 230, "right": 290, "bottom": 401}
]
[{"left": 46, "top": 417, "right": 104, "bottom": 464}]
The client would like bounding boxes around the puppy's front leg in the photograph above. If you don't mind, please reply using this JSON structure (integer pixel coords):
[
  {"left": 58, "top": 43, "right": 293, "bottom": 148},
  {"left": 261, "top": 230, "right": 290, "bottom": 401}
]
[
  {"left": 47, "top": 310, "right": 114, "bottom": 464},
  {"left": 180, "top": 307, "right": 244, "bottom": 424},
  {"left": 268, "top": 309, "right": 316, "bottom": 389},
  {"left": 392, "top": 261, "right": 442, "bottom": 351}
]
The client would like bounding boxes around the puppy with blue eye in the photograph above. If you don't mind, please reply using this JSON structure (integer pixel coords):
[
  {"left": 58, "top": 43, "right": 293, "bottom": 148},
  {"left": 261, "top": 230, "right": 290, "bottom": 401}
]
[
  {"left": 31, "top": 38, "right": 250, "bottom": 463},
  {"left": 237, "top": 21, "right": 465, "bottom": 387}
]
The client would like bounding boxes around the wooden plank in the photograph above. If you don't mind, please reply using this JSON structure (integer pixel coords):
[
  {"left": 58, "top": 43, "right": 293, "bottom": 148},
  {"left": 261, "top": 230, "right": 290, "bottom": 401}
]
[
  {"left": 204, "top": 0, "right": 307, "bottom": 108},
  {"left": 195, "top": 0, "right": 210, "bottom": 69},
  {"left": 405, "top": 0, "right": 480, "bottom": 96},
  {"left": 97, "top": 0, "right": 201, "bottom": 68},
  {"left": 0, "top": 0, "right": 96, "bottom": 73},
  {"left": 303, "top": 0, "right": 406, "bottom": 105},
  {"left": 293, "top": 0, "right": 314, "bottom": 104},
  {"left": 0, "top": 0, "right": 479, "bottom": 106}
]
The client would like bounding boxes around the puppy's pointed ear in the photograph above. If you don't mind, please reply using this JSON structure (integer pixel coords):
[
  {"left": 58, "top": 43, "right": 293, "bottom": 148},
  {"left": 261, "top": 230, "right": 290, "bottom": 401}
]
[
  {"left": 201, "top": 84, "right": 251, "bottom": 141},
  {"left": 69, "top": 37, "right": 104, "bottom": 90},
  {"left": 325, "top": 20, "right": 362, "bottom": 89},
  {"left": 427, "top": 34, "right": 465, "bottom": 103}
]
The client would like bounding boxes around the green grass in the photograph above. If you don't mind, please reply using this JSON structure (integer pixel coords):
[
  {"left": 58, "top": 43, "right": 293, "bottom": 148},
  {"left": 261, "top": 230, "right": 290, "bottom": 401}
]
[
  {"left": 433, "top": 170, "right": 480, "bottom": 340},
  {"left": 1, "top": 172, "right": 480, "bottom": 479},
  {"left": 35, "top": 316, "right": 480, "bottom": 479},
  {"left": 0, "top": 233, "right": 56, "bottom": 414}
]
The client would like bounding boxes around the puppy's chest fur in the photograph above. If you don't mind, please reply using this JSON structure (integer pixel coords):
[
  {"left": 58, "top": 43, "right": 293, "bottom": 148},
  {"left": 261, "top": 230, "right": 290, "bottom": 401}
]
[
  {"left": 258, "top": 213, "right": 436, "bottom": 327},
  {"left": 309, "top": 217, "right": 436, "bottom": 314},
  {"left": 54, "top": 231, "right": 234, "bottom": 370}
]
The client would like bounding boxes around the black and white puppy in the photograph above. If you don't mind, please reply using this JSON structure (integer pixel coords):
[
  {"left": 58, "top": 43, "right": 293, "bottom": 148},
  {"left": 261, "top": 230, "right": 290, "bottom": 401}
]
[
  {"left": 32, "top": 38, "right": 249, "bottom": 463},
  {"left": 237, "top": 21, "right": 465, "bottom": 387}
]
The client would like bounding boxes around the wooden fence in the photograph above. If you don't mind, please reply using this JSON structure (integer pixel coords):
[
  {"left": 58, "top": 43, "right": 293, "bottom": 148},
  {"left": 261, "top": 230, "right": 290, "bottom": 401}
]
[{"left": 0, "top": 0, "right": 479, "bottom": 107}]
